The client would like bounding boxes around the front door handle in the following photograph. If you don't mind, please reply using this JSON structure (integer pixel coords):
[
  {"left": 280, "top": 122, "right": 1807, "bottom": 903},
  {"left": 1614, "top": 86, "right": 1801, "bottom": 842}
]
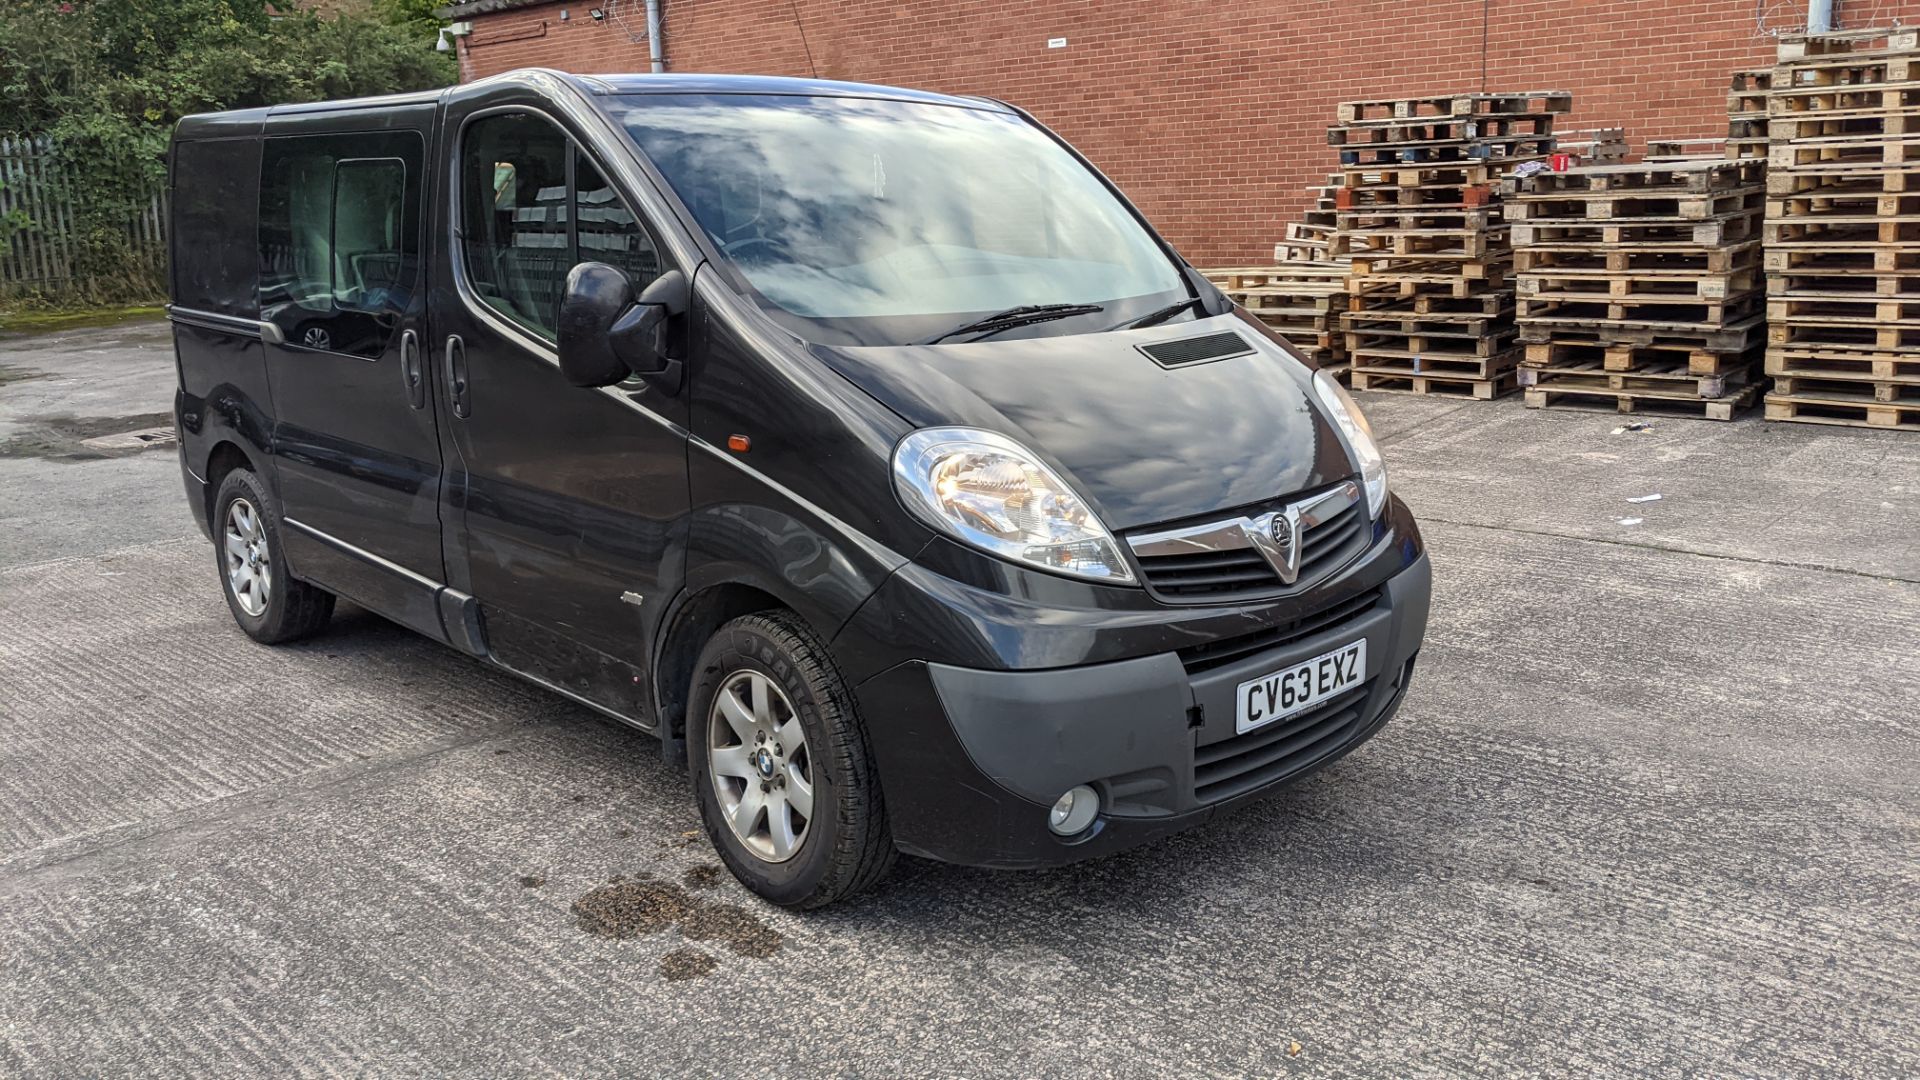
[
  {"left": 445, "top": 334, "right": 470, "bottom": 419},
  {"left": 400, "top": 329, "right": 425, "bottom": 410}
]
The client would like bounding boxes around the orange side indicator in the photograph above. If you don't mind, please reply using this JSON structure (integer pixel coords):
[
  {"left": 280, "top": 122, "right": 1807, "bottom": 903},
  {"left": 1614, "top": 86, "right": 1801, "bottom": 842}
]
[{"left": 727, "top": 434, "right": 751, "bottom": 453}]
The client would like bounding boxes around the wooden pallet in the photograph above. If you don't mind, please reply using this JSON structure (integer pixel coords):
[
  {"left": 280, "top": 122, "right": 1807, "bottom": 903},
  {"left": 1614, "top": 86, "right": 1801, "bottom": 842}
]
[
  {"left": 1516, "top": 241, "right": 1761, "bottom": 275},
  {"left": 1335, "top": 90, "right": 1573, "bottom": 124},
  {"left": 1552, "top": 127, "right": 1628, "bottom": 164},
  {"left": 1346, "top": 288, "right": 1511, "bottom": 316},
  {"left": 1762, "top": 214, "right": 1920, "bottom": 246},
  {"left": 1767, "top": 190, "right": 1920, "bottom": 220},
  {"left": 1768, "top": 133, "right": 1920, "bottom": 171},
  {"left": 1343, "top": 308, "right": 1513, "bottom": 335},
  {"left": 1339, "top": 165, "right": 1503, "bottom": 189},
  {"left": 1770, "top": 106, "right": 1920, "bottom": 143},
  {"left": 1346, "top": 331, "right": 1519, "bottom": 362},
  {"left": 1516, "top": 357, "right": 1758, "bottom": 399},
  {"left": 1519, "top": 269, "right": 1760, "bottom": 303},
  {"left": 1767, "top": 164, "right": 1920, "bottom": 196},
  {"left": 1351, "top": 367, "right": 1520, "bottom": 399},
  {"left": 1525, "top": 381, "right": 1762, "bottom": 420},
  {"left": 1526, "top": 338, "right": 1759, "bottom": 375},
  {"left": 1730, "top": 68, "right": 1773, "bottom": 109},
  {"left": 1328, "top": 113, "right": 1557, "bottom": 148},
  {"left": 1512, "top": 215, "right": 1761, "bottom": 248},
  {"left": 1645, "top": 136, "right": 1731, "bottom": 161},
  {"left": 1205, "top": 265, "right": 1351, "bottom": 291},
  {"left": 1764, "top": 388, "right": 1920, "bottom": 429},
  {"left": 1336, "top": 229, "right": 1507, "bottom": 260},
  {"left": 1350, "top": 273, "right": 1511, "bottom": 300},
  {"left": 1334, "top": 206, "right": 1500, "bottom": 229},
  {"left": 1511, "top": 159, "right": 1767, "bottom": 194},
  {"left": 1765, "top": 293, "right": 1920, "bottom": 322},
  {"left": 1507, "top": 188, "right": 1765, "bottom": 224},
  {"left": 1516, "top": 291, "right": 1762, "bottom": 326},
  {"left": 1775, "top": 27, "right": 1919, "bottom": 62},
  {"left": 1767, "top": 319, "right": 1920, "bottom": 351},
  {"left": 1350, "top": 350, "right": 1521, "bottom": 380},
  {"left": 1765, "top": 344, "right": 1920, "bottom": 383},
  {"left": 1338, "top": 141, "right": 1553, "bottom": 169},
  {"left": 1517, "top": 312, "right": 1766, "bottom": 352},
  {"left": 1763, "top": 242, "right": 1920, "bottom": 272}
]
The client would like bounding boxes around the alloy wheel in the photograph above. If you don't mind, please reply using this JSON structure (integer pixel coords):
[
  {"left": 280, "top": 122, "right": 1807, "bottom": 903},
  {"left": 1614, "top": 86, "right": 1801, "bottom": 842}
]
[
  {"left": 707, "top": 669, "right": 815, "bottom": 863},
  {"left": 224, "top": 497, "right": 271, "bottom": 617}
]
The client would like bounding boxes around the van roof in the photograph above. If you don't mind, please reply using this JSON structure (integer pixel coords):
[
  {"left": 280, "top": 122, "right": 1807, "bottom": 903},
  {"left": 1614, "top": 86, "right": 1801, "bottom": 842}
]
[
  {"left": 577, "top": 73, "right": 1009, "bottom": 111},
  {"left": 173, "top": 70, "right": 1007, "bottom": 141}
]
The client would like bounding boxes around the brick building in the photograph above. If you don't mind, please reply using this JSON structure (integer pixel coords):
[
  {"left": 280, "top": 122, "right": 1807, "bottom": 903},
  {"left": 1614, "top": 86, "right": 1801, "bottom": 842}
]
[{"left": 439, "top": 0, "right": 1920, "bottom": 265}]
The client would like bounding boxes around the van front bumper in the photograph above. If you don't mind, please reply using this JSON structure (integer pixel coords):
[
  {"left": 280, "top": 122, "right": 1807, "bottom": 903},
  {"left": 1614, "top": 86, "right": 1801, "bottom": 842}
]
[{"left": 849, "top": 549, "right": 1430, "bottom": 869}]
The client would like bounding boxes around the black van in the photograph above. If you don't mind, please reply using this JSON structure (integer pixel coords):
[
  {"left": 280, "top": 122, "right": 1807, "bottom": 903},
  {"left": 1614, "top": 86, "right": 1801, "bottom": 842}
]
[{"left": 167, "top": 70, "right": 1430, "bottom": 907}]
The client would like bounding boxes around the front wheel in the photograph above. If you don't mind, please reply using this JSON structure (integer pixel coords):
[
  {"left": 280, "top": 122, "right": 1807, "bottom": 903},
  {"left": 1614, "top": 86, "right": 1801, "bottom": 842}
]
[{"left": 687, "top": 611, "right": 894, "bottom": 908}]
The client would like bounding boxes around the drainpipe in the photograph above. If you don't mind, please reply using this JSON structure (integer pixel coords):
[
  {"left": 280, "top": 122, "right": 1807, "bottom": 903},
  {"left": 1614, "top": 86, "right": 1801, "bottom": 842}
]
[
  {"left": 1807, "top": 0, "right": 1833, "bottom": 33},
  {"left": 645, "top": 0, "right": 665, "bottom": 72}
]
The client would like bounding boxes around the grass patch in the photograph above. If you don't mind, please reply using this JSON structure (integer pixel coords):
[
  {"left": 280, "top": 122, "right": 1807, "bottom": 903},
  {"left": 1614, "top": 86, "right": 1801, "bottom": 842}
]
[{"left": 0, "top": 305, "right": 166, "bottom": 334}]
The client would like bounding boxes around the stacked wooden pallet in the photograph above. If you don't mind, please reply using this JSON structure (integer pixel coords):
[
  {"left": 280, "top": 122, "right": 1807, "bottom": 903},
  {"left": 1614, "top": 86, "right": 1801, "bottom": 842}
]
[
  {"left": 1328, "top": 90, "right": 1571, "bottom": 398},
  {"left": 1509, "top": 159, "right": 1768, "bottom": 419},
  {"left": 1761, "top": 27, "right": 1920, "bottom": 431},
  {"left": 1556, "top": 127, "right": 1630, "bottom": 164},
  {"left": 1204, "top": 264, "right": 1351, "bottom": 373},
  {"left": 1275, "top": 175, "right": 1343, "bottom": 262},
  {"left": 1727, "top": 68, "right": 1772, "bottom": 159}
]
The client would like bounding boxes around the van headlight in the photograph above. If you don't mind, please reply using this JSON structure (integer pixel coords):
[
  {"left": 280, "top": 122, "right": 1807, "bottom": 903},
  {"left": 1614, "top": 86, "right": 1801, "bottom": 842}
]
[
  {"left": 892, "top": 427, "right": 1135, "bottom": 584},
  {"left": 1313, "top": 370, "right": 1388, "bottom": 519}
]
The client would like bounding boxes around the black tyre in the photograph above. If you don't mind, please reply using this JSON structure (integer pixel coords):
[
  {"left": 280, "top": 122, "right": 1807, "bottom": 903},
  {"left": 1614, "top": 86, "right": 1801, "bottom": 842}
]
[
  {"left": 212, "top": 469, "right": 335, "bottom": 644},
  {"left": 687, "top": 611, "right": 895, "bottom": 908}
]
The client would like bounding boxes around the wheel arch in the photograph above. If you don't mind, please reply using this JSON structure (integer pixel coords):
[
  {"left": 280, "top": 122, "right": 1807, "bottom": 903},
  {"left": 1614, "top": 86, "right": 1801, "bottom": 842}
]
[
  {"left": 202, "top": 440, "right": 257, "bottom": 531},
  {"left": 652, "top": 579, "right": 792, "bottom": 763}
]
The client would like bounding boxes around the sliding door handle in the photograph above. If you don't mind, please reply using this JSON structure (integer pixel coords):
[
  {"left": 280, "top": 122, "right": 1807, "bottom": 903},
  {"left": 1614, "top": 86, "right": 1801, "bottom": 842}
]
[
  {"left": 445, "top": 335, "right": 470, "bottom": 419},
  {"left": 400, "top": 330, "right": 425, "bottom": 410}
]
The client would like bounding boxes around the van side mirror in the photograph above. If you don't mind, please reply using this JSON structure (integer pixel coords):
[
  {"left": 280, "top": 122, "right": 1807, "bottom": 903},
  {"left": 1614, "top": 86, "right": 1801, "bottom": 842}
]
[{"left": 556, "top": 264, "right": 689, "bottom": 392}]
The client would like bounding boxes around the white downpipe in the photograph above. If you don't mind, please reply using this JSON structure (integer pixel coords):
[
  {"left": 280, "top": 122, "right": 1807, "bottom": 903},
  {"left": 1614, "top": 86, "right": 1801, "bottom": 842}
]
[
  {"left": 1808, "top": 0, "right": 1834, "bottom": 33},
  {"left": 645, "top": 0, "right": 665, "bottom": 72}
]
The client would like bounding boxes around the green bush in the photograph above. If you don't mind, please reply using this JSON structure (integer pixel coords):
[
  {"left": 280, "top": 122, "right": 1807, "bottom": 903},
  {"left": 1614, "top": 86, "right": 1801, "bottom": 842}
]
[{"left": 0, "top": 0, "right": 456, "bottom": 307}]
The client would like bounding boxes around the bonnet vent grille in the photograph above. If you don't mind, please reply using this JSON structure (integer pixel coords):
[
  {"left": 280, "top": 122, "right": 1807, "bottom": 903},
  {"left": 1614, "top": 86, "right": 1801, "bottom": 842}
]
[{"left": 1137, "top": 331, "right": 1254, "bottom": 368}]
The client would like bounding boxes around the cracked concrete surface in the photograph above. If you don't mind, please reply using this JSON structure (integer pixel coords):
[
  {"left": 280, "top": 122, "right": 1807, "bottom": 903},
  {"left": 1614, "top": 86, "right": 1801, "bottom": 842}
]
[{"left": 0, "top": 319, "right": 1915, "bottom": 1076}]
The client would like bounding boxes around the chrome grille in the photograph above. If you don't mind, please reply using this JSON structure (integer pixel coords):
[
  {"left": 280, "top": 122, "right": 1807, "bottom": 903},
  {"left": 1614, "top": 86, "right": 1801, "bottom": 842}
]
[{"left": 1127, "top": 481, "right": 1371, "bottom": 602}]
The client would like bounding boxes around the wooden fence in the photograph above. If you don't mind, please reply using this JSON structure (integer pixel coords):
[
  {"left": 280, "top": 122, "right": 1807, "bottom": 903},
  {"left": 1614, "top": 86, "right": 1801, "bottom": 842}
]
[{"left": 0, "top": 135, "right": 167, "bottom": 293}]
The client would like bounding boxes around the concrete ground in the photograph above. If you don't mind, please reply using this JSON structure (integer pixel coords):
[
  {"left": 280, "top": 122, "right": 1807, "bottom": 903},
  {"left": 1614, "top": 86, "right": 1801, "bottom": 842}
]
[{"left": 1, "top": 318, "right": 1915, "bottom": 1077}]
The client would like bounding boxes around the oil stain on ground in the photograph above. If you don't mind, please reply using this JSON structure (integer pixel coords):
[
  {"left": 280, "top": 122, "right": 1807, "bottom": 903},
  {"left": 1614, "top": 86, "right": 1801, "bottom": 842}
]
[
  {"left": 658, "top": 948, "right": 719, "bottom": 982},
  {"left": 571, "top": 875, "right": 784, "bottom": 978}
]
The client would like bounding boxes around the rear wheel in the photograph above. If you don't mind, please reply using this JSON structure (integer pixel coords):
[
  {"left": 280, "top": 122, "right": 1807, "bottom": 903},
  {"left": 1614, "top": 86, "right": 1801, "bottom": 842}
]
[
  {"left": 687, "top": 611, "right": 894, "bottom": 908},
  {"left": 213, "top": 469, "right": 335, "bottom": 644}
]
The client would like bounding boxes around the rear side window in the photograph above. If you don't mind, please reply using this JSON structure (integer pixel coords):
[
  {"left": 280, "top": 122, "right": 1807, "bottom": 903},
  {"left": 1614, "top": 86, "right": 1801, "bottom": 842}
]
[
  {"left": 258, "top": 131, "right": 423, "bottom": 357},
  {"left": 171, "top": 138, "right": 263, "bottom": 317},
  {"left": 459, "top": 111, "right": 661, "bottom": 340}
]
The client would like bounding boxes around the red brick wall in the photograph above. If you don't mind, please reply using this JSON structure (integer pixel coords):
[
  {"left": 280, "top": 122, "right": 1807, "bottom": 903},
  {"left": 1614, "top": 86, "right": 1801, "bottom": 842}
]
[{"left": 454, "top": 0, "right": 1920, "bottom": 265}]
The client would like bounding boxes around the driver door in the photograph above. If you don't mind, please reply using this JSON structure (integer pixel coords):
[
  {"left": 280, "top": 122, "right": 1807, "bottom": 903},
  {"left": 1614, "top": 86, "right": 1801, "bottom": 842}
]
[{"left": 429, "top": 88, "right": 691, "bottom": 723}]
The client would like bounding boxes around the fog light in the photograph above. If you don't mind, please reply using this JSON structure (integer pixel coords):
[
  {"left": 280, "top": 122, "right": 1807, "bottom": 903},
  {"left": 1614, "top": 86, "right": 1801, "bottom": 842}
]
[{"left": 1048, "top": 785, "right": 1099, "bottom": 836}]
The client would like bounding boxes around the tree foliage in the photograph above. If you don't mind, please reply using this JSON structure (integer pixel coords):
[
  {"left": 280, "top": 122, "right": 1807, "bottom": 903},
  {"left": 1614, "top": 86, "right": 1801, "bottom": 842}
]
[{"left": 0, "top": 0, "right": 456, "bottom": 300}]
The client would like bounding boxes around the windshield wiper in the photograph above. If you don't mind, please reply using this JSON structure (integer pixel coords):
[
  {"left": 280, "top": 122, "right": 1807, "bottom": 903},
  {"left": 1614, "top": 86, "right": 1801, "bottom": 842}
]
[
  {"left": 1104, "top": 297, "right": 1203, "bottom": 332},
  {"left": 918, "top": 303, "right": 1105, "bottom": 346}
]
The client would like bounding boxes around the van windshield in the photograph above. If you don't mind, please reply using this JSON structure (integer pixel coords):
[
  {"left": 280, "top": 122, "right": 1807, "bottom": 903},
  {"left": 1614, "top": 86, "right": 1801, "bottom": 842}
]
[{"left": 611, "top": 93, "right": 1189, "bottom": 347}]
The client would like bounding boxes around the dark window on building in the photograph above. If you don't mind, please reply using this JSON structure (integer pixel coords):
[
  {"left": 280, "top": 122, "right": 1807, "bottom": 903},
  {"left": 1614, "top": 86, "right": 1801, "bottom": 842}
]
[
  {"left": 460, "top": 111, "right": 660, "bottom": 341},
  {"left": 258, "top": 131, "right": 423, "bottom": 358},
  {"left": 171, "top": 138, "right": 264, "bottom": 317}
]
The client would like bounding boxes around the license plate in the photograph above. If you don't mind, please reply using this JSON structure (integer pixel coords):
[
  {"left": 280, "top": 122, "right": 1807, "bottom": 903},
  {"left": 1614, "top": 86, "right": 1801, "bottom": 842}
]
[{"left": 1235, "top": 638, "right": 1367, "bottom": 734}]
